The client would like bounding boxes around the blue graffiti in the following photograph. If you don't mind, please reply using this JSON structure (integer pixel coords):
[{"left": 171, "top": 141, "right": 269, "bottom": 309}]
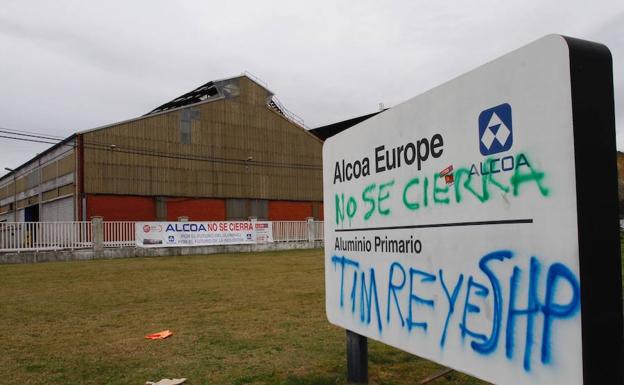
[
  {"left": 470, "top": 250, "right": 514, "bottom": 355},
  {"left": 541, "top": 262, "right": 581, "bottom": 364},
  {"left": 331, "top": 255, "right": 359, "bottom": 308},
  {"left": 387, "top": 262, "right": 406, "bottom": 327},
  {"left": 439, "top": 270, "right": 464, "bottom": 347},
  {"left": 350, "top": 270, "right": 358, "bottom": 314},
  {"left": 506, "top": 257, "right": 541, "bottom": 370},
  {"left": 460, "top": 276, "right": 490, "bottom": 342},
  {"left": 330, "top": 250, "right": 581, "bottom": 372},
  {"left": 407, "top": 268, "right": 436, "bottom": 331},
  {"left": 360, "top": 269, "right": 382, "bottom": 332}
]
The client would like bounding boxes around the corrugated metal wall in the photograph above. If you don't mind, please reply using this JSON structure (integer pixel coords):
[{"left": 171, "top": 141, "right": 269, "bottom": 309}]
[
  {"left": 0, "top": 145, "right": 76, "bottom": 221},
  {"left": 41, "top": 197, "right": 74, "bottom": 222},
  {"left": 85, "top": 194, "right": 321, "bottom": 221},
  {"left": 82, "top": 77, "right": 323, "bottom": 202},
  {"left": 86, "top": 195, "right": 156, "bottom": 221}
]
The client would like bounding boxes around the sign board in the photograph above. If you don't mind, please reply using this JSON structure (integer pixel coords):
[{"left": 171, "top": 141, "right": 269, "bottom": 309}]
[
  {"left": 136, "top": 221, "right": 273, "bottom": 247},
  {"left": 323, "top": 35, "right": 622, "bottom": 385}
]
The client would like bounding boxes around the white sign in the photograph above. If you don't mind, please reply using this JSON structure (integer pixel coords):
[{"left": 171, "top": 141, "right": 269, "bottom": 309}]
[
  {"left": 254, "top": 221, "right": 274, "bottom": 243},
  {"left": 136, "top": 221, "right": 273, "bottom": 247},
  {"left": 323, "top": 35, "right": 586, "bottom": 385}
]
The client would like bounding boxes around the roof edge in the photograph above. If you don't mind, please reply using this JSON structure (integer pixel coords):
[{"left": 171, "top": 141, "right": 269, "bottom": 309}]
[
  {"left": 79, "top": 73, "right": 277, "bottom": 135},
  {"left": 0, "top": 134, "right": 76, "bottom": 183},
  {"left": 77, "top": 95, "right": 226, "bottom": 136}
]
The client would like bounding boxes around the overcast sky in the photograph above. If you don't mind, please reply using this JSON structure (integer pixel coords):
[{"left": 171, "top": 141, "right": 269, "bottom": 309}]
[{"left": 0, "top": 1, "right": 623, "bottom": 176}]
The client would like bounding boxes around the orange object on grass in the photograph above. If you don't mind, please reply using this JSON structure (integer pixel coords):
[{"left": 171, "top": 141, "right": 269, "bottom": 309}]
[{"left": 145, "top": 330, "right": 173, "bottom": 339}]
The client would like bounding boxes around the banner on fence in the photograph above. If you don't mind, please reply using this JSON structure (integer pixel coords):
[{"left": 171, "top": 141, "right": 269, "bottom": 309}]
[{"left": 136, "top": 221, "right": 273, "bottom": 248}]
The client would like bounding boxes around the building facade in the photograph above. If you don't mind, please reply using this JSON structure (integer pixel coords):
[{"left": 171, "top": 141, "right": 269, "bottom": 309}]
[{"left": 0, "top": 75, "right": 323, "bottom": 222}]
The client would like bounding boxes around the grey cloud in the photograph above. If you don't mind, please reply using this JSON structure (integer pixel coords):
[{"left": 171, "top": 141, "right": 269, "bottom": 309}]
[{"left": 0, "top": 0, "right": 623, "bottom": 171}]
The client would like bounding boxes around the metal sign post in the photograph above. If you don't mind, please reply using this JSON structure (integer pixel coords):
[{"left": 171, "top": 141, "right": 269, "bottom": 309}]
[{"left": 346, "top": 330, "right": 368, "bottom": 383}]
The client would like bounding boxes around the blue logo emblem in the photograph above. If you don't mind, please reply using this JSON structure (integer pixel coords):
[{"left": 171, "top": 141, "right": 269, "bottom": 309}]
[
  {"left": 479, "top": 103, "right": 513, "bottom": 156},
  {"left": 168, "top": 235, "right": 175, "bottom": 243}
]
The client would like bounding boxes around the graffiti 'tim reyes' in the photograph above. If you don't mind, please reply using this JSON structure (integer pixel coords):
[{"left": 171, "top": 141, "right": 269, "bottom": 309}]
[{"left": 331, "top": 251, "right": 580, "bottom": 372}]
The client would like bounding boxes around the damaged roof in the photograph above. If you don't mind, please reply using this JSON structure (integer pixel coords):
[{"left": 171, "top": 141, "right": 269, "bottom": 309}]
[
  {"left": 146, "top": 81, "right": 222, "bottom": 115},
  {"left": 144, "top": 74, "right": 304, "bottom": 127}
]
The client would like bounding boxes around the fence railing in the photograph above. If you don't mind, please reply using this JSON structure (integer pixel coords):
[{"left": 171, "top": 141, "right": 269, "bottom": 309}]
[
  {"left": 0, "top": 220, "right": 325, "bottom": 252},
  {"left": 103, "top": 221, "right": 135, "bottom": 248},
  {"left": 272, "top": 221, "right": 308, "bottom": 242},
  {"left": 0, "top": 222, "right": 92, "bottom": 252},
  {"left": 311, "top": 221, "right": 324, "bottom": 241}
]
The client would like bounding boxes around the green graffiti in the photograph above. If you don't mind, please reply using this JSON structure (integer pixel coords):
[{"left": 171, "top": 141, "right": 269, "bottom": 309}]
[
  {"left": 423, "top": 176, "right": 429, "bottom": 207},
  {"left": 485, "top": 163, "right": 511, "bottom": 194},
  {"left": 455, "top": 158, "right": 512, "bottom": 204},
  {"left": 335, "top": 193, "right": 345, "bottom": 226},
  {"left": 378, "top": 180, "right": 395, "bottom": 216},
  {"left": 402, "top": 177, "right": 420, "bottom": 211},
  {"left": 510, "top": 154, "right": 549, "bottom": 197},
  {"left": 432, "top": 173, "right": 450, "bottom": 205},
  {"left": 362, "top": 183, "right": 377, "bottom": 220},
  {"left": 335, "top": 193, "right": 358, "bottom": 227},
  {"left": 461, "top": 170, "right": 487, "bottom": 203},
  {"left": 408, "top": 152, "right": 549, "bottom": 211},
  {"left": 453, "top": 168, "right": 470, "bottom": 204},
  {"left": 333, "top": 152, "right": 549, "bottom": 226},
  {"left": 346, "top": 196, "right": 357, "bottom": 224}
]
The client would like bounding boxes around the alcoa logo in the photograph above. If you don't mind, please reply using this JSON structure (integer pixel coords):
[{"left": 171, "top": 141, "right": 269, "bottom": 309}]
[{"left": 478, "top": 103, "right": 513, "bottom": 156}]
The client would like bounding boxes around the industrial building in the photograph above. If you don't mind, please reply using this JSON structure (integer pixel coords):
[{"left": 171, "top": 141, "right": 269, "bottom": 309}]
[{"left": 0, "top": 75, "right": 323, "bottom": 222}]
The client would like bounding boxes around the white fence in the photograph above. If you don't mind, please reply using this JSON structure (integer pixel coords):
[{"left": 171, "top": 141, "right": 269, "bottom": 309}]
[
  {"left": 103, "top": 221, "right": 135, "bottom": 248},
  {"left": 0, "top": 220, "right": 324, "bottom": 253},
  {"left": 271, "top": 220, "right": 324, "bottom": 242},
  {"left": 0, "top": 222, "right": 92, "bottom": 252},
  {"left": 272, "top": 221, "right": 308, "bottom": 241},
  {"left": 310, "top": 221, "right": 324, "bottom": 241}
]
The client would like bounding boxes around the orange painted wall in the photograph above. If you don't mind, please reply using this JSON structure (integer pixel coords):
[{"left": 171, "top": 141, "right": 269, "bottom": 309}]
[
  {"left": 167, "top": 198, "right": 226, "bottom": 221},
  {"left": 269, "top": 201, "right": 313, "bottom": 221},
  {"left": 87, "top": 195, "right": 156, "bottom": 221}
]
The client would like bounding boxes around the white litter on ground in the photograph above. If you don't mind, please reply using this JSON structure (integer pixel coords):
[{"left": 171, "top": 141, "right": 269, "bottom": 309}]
[{"left": 145, "top": 378, "right": 187, "bottom": 385}]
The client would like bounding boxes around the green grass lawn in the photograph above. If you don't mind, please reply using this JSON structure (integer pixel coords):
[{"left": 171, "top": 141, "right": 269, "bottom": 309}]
[{"left": 1, "top": 248, "right": 622, "bottom": 385}]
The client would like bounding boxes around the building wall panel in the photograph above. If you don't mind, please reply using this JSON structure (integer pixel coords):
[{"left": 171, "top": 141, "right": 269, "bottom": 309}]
[
  {"left": 41, "top": 196, "right": 74, "bottom": 222},
  {"left": 268, "top": 200, "right": 313, "bottom": 221},
  {"left": 58, "top": 184, "right": 74, "bottom": 197},
  {"left": 87, "top": 195, "right": 156, "bottom": 221},
  {"left": 0, "top": 184, "right": 11, "bottom": 200},
  {"left": 17, "top": 196, "right": 38, "bottom": 209},
  {"left": 82, "top": 77, "right": 323, "bottom": 202},
  {"left": 225, "top": 198, "right": 268, "bottom": 220},
  {"left": 0, "top": 147, "right": 75, "bottom": 222},
  {"left": 42, "top": 189, "right": 58, "bottom": 202},
  {"left": 41, "top": 163, "right": 56, "bottom": 182},
  {"left": 0, "top": 211, "right": 14, "bottom": 222},
  {"left": 15, "top": 176, "right": 26, "bottom": 194},
  {"left": 166, "top": 198, "right": 226, "bottom": 221},
  {"left": 58, "top": 154, "right": 75, "bottom": 176}
]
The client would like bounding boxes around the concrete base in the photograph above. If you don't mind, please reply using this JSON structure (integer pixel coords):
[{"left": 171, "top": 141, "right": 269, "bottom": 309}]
[{"left": 0, "top": 240, "right": 324, "bottom": 264}]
